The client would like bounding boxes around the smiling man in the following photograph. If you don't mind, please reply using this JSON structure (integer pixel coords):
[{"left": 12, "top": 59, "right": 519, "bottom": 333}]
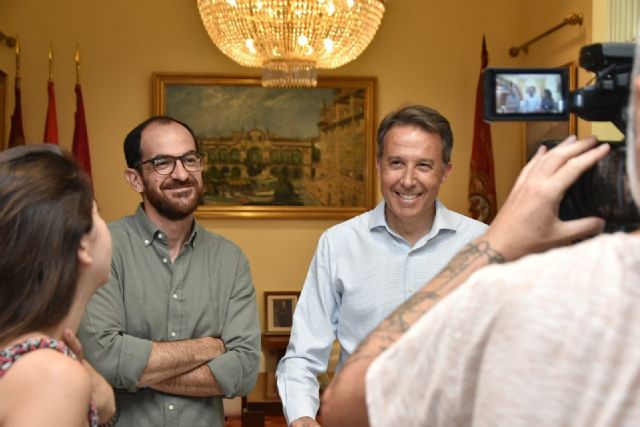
[
  {"left": 276, "top": 105, "right": 488, "bottom": 427},
  {"left": 78, "top": 116, "right": 260, "bottom": 427}
]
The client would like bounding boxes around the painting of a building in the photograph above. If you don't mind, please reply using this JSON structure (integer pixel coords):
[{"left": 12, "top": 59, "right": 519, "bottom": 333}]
[
  {"left": 308, "top": 88, "right": 366, "bottom": 207},
  {"left": 200, "top": 129, "right": 316, "bottom": 205},
  {"left": 163, "top": 79, "right": 373, "bottom": 209}
]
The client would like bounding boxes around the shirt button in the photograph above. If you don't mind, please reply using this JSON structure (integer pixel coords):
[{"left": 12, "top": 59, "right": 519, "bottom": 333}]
[
  {"left": 144, "top": 239, "right": 150, "bottom": 245},
  {"left": 170, "top": 331, "right": 176, "bottom": 337},
  {"left": 172, "top": 293, "right": 178, "bottom": 299},
  {"left": 162, "top": 257, "right": 168, "bottom": 264},
  {"left": 168, "top": 404, "right": 174, "bottom": 410}
]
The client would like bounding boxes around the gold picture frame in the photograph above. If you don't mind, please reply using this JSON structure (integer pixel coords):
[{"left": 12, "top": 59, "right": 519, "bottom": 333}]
[
  {"left": 523, "top": 62, "right": 578, "bottom": 164},
  {"left": 152, "top": 73, "right": 377, "bottom": 219},
  {"left": 264, "top": 291, "right": 300, "bottom": 334}
]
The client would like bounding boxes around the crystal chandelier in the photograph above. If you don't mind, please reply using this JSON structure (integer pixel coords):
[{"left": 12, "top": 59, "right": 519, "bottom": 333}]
[{"left": 196, "top": 0, "right": 385, "bottom": 87}]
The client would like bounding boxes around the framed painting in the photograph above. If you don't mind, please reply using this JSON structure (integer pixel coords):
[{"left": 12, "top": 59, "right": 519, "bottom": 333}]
[
  {"left": 264, "top": 291, "right": 300, "bottom": 334},
  {"left": 523, "top": 62, "right": 578, "bottom": 164},
  {"left": 152, "top": 73, "right": 377, "bottom": 219}
]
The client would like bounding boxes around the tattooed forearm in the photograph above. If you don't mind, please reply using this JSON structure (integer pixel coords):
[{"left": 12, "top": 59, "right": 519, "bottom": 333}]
[
  {"left": 441, "top": 240, "right": 505, "bottom": 279},
  {"left": 348, "top": 239, "right": 504, "bottom": 364},
  {"left": 383, "top": 240, "right": 503, "bottom": 328},
  {"left": 324, "top": 238, "right": 506, "bottom": 418}
]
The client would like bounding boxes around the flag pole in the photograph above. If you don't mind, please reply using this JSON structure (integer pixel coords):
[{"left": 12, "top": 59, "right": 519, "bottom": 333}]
[
  {"left": 48, "top": 44, "right": 53, "bottom": 82},
  {"left": 15, "top": 37, "right": 20, "bottom": 78},
  {"left": 75, "top": 43, "right": 81, "bottom": 84},
  {"left": 7, "top": 37, "right": 25, "bottom": 148}
]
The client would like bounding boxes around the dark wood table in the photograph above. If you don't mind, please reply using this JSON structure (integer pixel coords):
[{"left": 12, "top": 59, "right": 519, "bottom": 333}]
[{"left": 242, "top": 372, "right": 284, "bottom": 427}]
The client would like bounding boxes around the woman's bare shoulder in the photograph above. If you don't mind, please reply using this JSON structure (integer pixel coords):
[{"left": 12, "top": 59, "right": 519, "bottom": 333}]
[
  {"left": 5, "top": 347, "right": 88, "bottom": 382},
  {"left": 0, "top": 349, "right": 91, "bottom": 426}
]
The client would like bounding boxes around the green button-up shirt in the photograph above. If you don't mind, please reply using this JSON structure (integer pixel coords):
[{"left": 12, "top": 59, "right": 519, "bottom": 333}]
[{"left": 79, "top": 205, "right": 260, "bottom": 427}]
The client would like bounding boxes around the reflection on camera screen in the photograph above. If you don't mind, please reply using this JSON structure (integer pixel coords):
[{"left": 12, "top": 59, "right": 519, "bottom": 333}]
[{"left": 495, "top": 73, "right": 565, "bottom": 115}]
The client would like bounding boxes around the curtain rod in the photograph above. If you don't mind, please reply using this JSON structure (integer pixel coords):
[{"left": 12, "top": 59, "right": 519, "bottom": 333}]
[{"left": 509, "top": 12, "right": 583, "bottom": 57}]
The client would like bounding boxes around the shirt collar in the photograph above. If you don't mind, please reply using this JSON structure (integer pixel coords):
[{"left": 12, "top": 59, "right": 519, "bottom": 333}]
[
  {"left": 368, "top": 199, "right": 459, "bottom": 243},
  {"left": 430, "top": 200, "right": 460, "bottom": 235},
  {"left": 368, "top": 201, "right": 388, "bottom": 230},
  {"left": 133, "top": 204, "right": 198, "bottom": 247}
]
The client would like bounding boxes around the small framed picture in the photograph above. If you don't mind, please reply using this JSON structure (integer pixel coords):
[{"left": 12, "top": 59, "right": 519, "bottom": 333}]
[{"left": 264, "top": 291, "right": 300, "bottom": 334}]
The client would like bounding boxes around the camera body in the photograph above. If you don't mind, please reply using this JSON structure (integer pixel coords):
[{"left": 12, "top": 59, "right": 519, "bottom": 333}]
[{"left": 484, "top": 42, "right": 640, "bottom": 231}]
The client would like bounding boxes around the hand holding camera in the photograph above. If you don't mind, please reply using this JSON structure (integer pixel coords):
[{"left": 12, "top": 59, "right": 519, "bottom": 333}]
[{"left": 485, "top": 42, "right": 640, "bottom": 231}]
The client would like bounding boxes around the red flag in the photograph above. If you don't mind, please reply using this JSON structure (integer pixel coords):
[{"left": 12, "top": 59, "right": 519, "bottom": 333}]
[
  {"left": 43, "top": 80, "right": 59, "bottom": 144},
  {"left": 72, "top": 83, "right": 92, "bottom": 183},
  {"left": 8, "top": 76, "right": 25, "bottom": 148},
  {"left": 468, "top": 36, "right": 497, "bottom": 224}
]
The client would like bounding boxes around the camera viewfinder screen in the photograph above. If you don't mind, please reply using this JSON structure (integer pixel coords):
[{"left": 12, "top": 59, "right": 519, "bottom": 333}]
[{"left": 484, "top": 68, "right": 569, "bottom": 121}]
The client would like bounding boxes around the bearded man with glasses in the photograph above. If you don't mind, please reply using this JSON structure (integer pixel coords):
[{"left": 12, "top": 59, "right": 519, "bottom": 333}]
[{"left": 79, "top": 116, "right": 261, "bottom": 427}]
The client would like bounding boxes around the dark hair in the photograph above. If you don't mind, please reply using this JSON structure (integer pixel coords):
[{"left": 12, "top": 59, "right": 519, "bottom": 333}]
[
  {"left": 0, "top": 145, "right": 93, "bottom": 344},
  {"left": 123, "top": 116, "right": 199, "bottom": 168},
  {"left": 376, "top": 104, "right": 454, "bottom": 164}
]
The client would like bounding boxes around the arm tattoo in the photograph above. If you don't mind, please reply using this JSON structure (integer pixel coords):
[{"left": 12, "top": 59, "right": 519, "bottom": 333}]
[{"left": 351, "top": 240, "right": 505, "bottom": 359}]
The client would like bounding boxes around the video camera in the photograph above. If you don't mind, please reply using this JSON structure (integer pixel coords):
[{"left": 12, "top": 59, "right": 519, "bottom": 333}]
[{"left": 484, "top": 43, "right": 640, "bottom": 231}]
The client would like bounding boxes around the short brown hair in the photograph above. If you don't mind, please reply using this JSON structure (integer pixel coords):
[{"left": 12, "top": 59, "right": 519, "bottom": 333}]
[
  {"left": 123, "top": 116, "right": 199, "bottom": 168},
  {"left": 376, "top": 104, "right": 453, "bottom": 164},
  {"left": 0, "top": 145, "right": 93, "bottom": 344}
]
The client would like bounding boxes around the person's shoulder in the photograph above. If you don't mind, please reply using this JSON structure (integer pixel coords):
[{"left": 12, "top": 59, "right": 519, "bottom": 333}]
[
  {"left": 469, "top": 233, "right": 635, "bottom": 295},
  {"left": 557, "top": 232, "right": 640, "bottom": 268},
  {"left": 3, "top": 348, "right": 90, "bottom": 394},
  {"left": 194, "top": 222, "right": 245, "bottom": 254},
  {"left": 0, "top": 348, "right": 91, "bottom": 425},
  {"left": 439, "top": 204, "right": 488, "bottom": 233},
  {"left": 107, "top": 212, "right": 137, "bottom": 238},
  {"left": 324, "top": 208, "right": 372, "bottom": 238},
  {"left": 521, "top": 232, "right": 634, "bottom": 266},
  {"left": 443, "top": 234, "right": 640, "bottom": 344},
  {"left": 456, "top": 212, "right": 488, "bottom": 231},
  {"left": 105, "top": 215, "right": 146, "bottom": 263}
]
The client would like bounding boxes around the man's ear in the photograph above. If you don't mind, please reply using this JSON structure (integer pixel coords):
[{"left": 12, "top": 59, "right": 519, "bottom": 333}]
[
  {"left": 441, "top": 163, "right": 453, "bottom": 184},
  {"left": 124, "top": 168, "right": 144, "bottom": 193}
]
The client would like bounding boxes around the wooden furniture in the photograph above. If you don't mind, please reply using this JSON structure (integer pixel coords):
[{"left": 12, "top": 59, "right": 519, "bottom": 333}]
[
  {"left": 241, "top": 333, "right": 337, "bottom": 426},
  {"left": 242, "top": 371, "right": 285, "bottom": 426},
  {"left": 241, "top": 334, "right": 289, "bottom": 427},
  {"left": 261, "top": 333, "right": 290, "bottom": 373}
]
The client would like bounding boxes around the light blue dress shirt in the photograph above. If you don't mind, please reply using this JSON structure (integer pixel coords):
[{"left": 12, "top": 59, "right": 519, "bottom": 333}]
[{"left": 276, "top": 200, "right": 488, "bottom": 423}]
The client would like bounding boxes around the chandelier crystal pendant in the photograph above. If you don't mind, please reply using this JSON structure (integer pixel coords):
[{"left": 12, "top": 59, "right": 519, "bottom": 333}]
[{"left": 197, "top": 0, "right": 385, "bottom": 87}]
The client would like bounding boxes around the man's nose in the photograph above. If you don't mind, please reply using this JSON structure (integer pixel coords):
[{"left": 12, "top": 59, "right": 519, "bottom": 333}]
[
  {"left": 171, "top": 158, "right": 190, "bottom": 180},
  {"left": 400, "top": 167, "right": 416, "bottom": 187}
]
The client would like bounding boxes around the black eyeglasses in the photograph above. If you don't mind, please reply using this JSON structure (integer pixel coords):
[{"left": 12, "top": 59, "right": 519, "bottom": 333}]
[{"left": 138, "top": 152, "right": 204, "bottom": 176}]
